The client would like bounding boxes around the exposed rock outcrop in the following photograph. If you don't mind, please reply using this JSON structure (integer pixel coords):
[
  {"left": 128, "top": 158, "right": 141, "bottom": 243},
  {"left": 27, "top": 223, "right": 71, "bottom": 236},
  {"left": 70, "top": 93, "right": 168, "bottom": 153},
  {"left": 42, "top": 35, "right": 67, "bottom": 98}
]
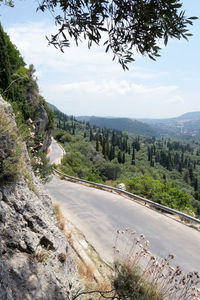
[
  {"left": 26, "top": 91, "right": 52, "bottom": 152},
  {"left": 0, "top": 96, "right": 80, "bottom": 299}
]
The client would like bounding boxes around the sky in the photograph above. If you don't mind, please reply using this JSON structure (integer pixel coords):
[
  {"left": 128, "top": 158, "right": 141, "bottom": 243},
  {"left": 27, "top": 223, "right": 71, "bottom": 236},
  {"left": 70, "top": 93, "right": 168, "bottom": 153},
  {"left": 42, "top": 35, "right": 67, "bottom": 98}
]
[{"left": 0, "top": 0, "right": 199, "bottom": 119}]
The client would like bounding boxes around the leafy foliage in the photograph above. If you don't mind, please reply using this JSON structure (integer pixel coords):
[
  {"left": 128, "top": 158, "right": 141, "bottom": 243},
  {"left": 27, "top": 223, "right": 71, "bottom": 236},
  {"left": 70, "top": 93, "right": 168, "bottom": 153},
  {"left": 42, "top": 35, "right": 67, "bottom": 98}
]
[
  {"left": 3, "top": 0, "right": 196, "bottom": 69},
  {"left": 35, "top": 0, "right": 197, "bottom": 69},
  {"left": 0, "top": 109, "right": 23, "bottom": 184},
  {"left": 124, "top": 174, "right": 192, "bottom": 211},
  {"left": 0, "top": 24, "right": 54, "bottom": 181},
  {"left": 113, "top": 264, "right": 163, "bottom": 300},
  {"left": 0, "top": 1, "right": 14, "bottom": 7}
]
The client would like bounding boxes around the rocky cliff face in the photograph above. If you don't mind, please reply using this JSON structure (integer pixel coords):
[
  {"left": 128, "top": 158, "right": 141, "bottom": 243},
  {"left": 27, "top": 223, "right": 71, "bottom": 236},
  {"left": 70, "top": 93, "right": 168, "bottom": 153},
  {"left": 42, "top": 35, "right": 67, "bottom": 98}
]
[
  {"left": 0, "top": 96, "right": 80, "bottom": 300},
  {"left": 25, "top": 91, "right": 52, "bottom": 152}
]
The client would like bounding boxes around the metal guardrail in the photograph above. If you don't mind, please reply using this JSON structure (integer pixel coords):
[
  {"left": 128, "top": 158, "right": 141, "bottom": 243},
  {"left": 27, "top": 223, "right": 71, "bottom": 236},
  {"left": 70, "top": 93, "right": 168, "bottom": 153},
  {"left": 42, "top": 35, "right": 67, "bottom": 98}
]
[{"left": 53, "top": 168, "right": 200, "bottom": 226}]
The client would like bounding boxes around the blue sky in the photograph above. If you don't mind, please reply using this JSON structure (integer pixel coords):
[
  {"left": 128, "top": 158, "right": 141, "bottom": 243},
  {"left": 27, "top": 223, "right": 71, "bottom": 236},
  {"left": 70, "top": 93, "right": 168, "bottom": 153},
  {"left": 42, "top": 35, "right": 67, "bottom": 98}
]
[{"left": 0, "top": 0, "right": 199, "bottom": 118}]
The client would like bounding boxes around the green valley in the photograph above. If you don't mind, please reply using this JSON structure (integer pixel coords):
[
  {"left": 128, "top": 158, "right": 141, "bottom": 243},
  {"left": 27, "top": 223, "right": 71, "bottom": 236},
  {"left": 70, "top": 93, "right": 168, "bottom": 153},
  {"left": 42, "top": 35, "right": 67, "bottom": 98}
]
[{"left": 51, "top": 105, "right": 200, "bottom": 218}]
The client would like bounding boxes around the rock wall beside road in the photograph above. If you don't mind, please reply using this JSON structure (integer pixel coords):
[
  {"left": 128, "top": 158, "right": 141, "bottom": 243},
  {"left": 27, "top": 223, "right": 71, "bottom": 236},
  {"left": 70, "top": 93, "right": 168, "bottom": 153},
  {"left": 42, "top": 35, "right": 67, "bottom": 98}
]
[{"left": 0, "top": 96, "right": 80, "bottom": 300}]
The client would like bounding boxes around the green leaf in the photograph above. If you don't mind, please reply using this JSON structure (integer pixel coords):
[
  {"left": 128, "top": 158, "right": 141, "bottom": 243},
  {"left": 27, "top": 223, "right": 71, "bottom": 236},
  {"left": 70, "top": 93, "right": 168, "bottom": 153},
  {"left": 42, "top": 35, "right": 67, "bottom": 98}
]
[{"left": 188, "top": 16, "right": 198, "bottom": 20}]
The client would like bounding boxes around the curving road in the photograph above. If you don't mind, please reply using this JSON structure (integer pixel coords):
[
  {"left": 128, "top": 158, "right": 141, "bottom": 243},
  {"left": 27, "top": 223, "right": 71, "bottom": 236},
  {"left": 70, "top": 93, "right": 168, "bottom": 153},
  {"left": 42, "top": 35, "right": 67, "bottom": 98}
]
[
  {"left": 47, "top": 137, "right": 65, "bottom": 165},
  {"left": 45, "top": 140, "right": 200, "bottom": 273}
]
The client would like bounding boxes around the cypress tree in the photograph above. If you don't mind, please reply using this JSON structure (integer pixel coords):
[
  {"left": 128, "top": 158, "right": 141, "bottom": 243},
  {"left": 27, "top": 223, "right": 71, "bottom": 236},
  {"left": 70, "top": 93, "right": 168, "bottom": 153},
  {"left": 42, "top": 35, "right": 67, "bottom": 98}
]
[
  {"left": 105, "top": 142, "right": 109, "bottom": 158},
  {"left": 189, "top": 166, "right": 193, "bottom": 182},
  {"left": 102, "top": 138, "right": 106, "bottom": 156},
  {"left": 0, "top": 24, "right": 11, "bottom": 92},
  {"left": 150, "top": 159, "right": 154, "bottom": 167},
  {"left": 178, "top": 163, "right": 182, "bottom": 173},
  {"left": 147, "top": 146, "right": 152, "bottom": 161},
  {"left": 96, "top": 138, "right": 99, "bottom": 151},
  {"left": 122, "top": 152, "right": 125, "bottom": 164},
  {"left": 72, "top": 123, "right": 75, "bottom": 135},
  {"left": 131, "top": 147, "right": 135, "bottom": 165},
  {"left": 89, "top": 128, "right": 93, "bottom": 141},
  {"left": 193, "top": 178, "right": 198, "bottom": 191},
  {"left": 163, "top": 174, "right": 167, "bottom": 182},
  {"left": 117, "top": 151, "right": 122, "bottom": 164},
  {"left": 109, "top": 145, "right": 115, "bottom": 161}
]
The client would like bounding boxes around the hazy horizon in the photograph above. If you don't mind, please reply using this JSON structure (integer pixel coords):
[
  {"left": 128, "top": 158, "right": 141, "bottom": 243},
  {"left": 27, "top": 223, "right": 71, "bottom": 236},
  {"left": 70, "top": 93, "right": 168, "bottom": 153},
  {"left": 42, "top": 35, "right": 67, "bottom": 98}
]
[{"left": 50, "top": 102, "right": 200, "bottom": 120}]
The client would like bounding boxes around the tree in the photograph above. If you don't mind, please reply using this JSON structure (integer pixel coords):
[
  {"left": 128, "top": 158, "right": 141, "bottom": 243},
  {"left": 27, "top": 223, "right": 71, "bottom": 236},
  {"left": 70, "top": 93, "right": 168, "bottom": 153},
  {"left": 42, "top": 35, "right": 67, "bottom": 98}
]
[
  {"left": 3, "top": 1, "right": 197, "bottom": 69},
  {"left": 95, "top": 137, "right": 99, "bottom": 152},
  {"left": 117, "top": 151, "right": 122, "bottom": 164},
  {"left": 122, "top": 152, "right": 125, "bottom": 164},
  {"left": 89, "top": 128, "right": 93, "bottom": 141},
  {"left": 131, "top": 147, "right": 135, "bottom": 165},
  {"left": 0, "top": 23, "right": 12, "bottom": 92},
  {"left": 102, "top": 138, "right": 106, "bottom": 157}
]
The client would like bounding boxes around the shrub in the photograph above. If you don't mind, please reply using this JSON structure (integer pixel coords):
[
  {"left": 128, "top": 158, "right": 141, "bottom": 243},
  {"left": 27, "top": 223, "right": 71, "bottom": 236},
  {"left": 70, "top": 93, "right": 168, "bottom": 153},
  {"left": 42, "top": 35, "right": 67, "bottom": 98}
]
[
  {"left": 73, "top": 230, "right": 200, "bottom": 300},
  {"left": 112, "top": 229, "right": 200, "bottom": 300},
  {"left": 125, "top": 174, "right": 193, "bottom": 212},
  {"left": 54, "top": 204, "right": 65, "bottom": 231},
  {"left": 0, "top": 109, "right": 23, "bottom": 184},
  {"left": 31, "top": 151, "right": 52, "bottom": 182},
  {"left": 113, "top": 263, "right": 163, "bottom": 300}
]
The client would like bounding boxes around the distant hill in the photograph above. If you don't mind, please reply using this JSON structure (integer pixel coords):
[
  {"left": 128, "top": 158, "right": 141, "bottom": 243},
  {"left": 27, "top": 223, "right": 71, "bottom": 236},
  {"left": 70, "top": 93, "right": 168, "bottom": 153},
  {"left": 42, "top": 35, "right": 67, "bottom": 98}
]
[
  {"left": 47, "top": 102, "right": 59, "bottom": 112},
  {"left": 49, "top": 103, "right": 200, "bottom": 138},
  {"left": 140, "top": 112, "right": 200, "bottom": 124},
  {"left": 140, "top": 112, "right": 200, "bottom": 137},
  {"left": 77, "top": 116, "right": 158, "bottom": 136},
  {"left": 175, "top": 112, "right": 200, "bottom": 120}
]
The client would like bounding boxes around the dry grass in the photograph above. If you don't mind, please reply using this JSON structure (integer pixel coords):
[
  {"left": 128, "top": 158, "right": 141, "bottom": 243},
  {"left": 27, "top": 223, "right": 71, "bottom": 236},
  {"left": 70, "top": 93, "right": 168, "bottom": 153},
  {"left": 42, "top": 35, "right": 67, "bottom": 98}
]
[
  {"left": 32, "top": 246, "right": 51, "bottom": 263},
  {"left": 113, "top": 228, "right": 200, "bottom": 300},
  {"left": 47, "top": 147, "right": 51, "bottom": 155},
  {"left": 77, "top": 258, "right": 96, "bottom": 281},
  {"left": 54, "top": 204, "right": 65, "bottom": 231}
]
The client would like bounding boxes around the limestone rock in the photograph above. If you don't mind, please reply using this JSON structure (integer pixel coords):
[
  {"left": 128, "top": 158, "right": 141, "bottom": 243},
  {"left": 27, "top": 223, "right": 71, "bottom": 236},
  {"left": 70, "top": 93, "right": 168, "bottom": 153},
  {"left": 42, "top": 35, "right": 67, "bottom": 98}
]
[
  {"left": 25, "top": 92, "right": 52, "bottom": 151},
  {"left": 0, "top": 96, "right": 80, "bottom": 299},
  {"left": 116, "top": 183, "right": 126, "bottom": 191}
]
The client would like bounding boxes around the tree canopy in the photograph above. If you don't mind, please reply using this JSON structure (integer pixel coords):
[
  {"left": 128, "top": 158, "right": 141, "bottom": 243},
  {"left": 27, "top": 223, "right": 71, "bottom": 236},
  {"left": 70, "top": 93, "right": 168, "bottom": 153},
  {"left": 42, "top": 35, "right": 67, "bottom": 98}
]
[{"left": 1, "top": 0, "right": 198, "bottom": 68}]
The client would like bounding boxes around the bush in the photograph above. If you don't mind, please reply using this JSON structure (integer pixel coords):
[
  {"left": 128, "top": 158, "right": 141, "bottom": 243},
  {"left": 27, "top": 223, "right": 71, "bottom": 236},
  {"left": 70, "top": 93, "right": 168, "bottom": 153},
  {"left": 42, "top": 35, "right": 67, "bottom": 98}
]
[
  {"left": 111, "top": 229, "right": 200, "bottom": 300},
  {"left": 0, "top": 109, "right": 23, "bottom": 184},
  {"left": 73, "top": 229, "right": 200, "bottom": 300},
  {"left": 113, "top": 263, "right": 163, "bottom": 300},
  {"left": 125, "top": 174, "right": 193, "bottom": 212},
  {"left": 60, "top": 150, "right": 102, "bottom": 182},
  {"left": 31, "top": 151, "right": 52, "bottom": 182}
]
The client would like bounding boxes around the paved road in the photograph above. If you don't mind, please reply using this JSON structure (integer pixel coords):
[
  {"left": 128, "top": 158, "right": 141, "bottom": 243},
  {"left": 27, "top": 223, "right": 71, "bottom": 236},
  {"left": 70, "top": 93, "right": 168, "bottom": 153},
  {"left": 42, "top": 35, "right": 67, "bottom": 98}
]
[
  {"left": 45, "top": 175, "right": 200, "bottom": 273},
  {"left": 47, "top": 138, "right": 64, "bottom": 164}
]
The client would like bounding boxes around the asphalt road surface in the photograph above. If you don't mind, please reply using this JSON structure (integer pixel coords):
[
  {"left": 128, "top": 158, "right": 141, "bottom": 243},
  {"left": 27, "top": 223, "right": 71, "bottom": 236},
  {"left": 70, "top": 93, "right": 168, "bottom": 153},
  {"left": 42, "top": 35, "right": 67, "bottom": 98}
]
[
  {"left": 45, "top": 140, "right": 200, "bottom": 274},
  {"left": 47, "top": 138, "right": 64, "bottom": 164},
  {"left": 46, "top": 175, "right": 200, "bottom": 273}
]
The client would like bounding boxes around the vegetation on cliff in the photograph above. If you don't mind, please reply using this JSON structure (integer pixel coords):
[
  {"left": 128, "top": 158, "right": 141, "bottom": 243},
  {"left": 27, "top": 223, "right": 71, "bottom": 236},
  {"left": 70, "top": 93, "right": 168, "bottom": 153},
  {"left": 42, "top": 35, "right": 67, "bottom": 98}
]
[
  {"left": 0, "top": 106, "right": 22, "bottom": 183},
  {"left": 0, "top": 23, "right": 53, "bottom": 182}
]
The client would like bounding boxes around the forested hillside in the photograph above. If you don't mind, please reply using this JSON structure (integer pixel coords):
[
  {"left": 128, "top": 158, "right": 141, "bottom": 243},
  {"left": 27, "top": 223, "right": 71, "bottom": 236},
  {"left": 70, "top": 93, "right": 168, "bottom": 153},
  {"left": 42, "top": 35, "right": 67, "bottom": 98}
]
[
  {"left": 51, "top": 105, "right": 200, "bottom": 217},
  {"left": 140, "top": 112, "right": 200, "bottom": 137},
  {"left": 0, "top": 23, "right": 53, "bottom": 182},
  {"left": 77, "top": 116, "right": 158, "bottom": 136}
]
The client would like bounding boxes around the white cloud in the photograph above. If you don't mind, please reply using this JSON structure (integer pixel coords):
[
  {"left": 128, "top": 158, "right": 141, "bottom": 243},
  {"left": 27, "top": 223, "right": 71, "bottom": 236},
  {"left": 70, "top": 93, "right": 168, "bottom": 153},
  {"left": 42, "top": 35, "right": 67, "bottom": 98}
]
[
  {"left": 49, "top": 80, "right": 178, "bottom": 98},
  {"left": 166, "top": 95, "right": 184, "bottom": 104},
  {"left": 5, "top": 21, "right": 190, "bottom": 118},
  {"left": 6, "top": 22, "right": 167, "bottom": 80},
  {"left": 7, "top": 22, "right": 114, "bottom": 73}
]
